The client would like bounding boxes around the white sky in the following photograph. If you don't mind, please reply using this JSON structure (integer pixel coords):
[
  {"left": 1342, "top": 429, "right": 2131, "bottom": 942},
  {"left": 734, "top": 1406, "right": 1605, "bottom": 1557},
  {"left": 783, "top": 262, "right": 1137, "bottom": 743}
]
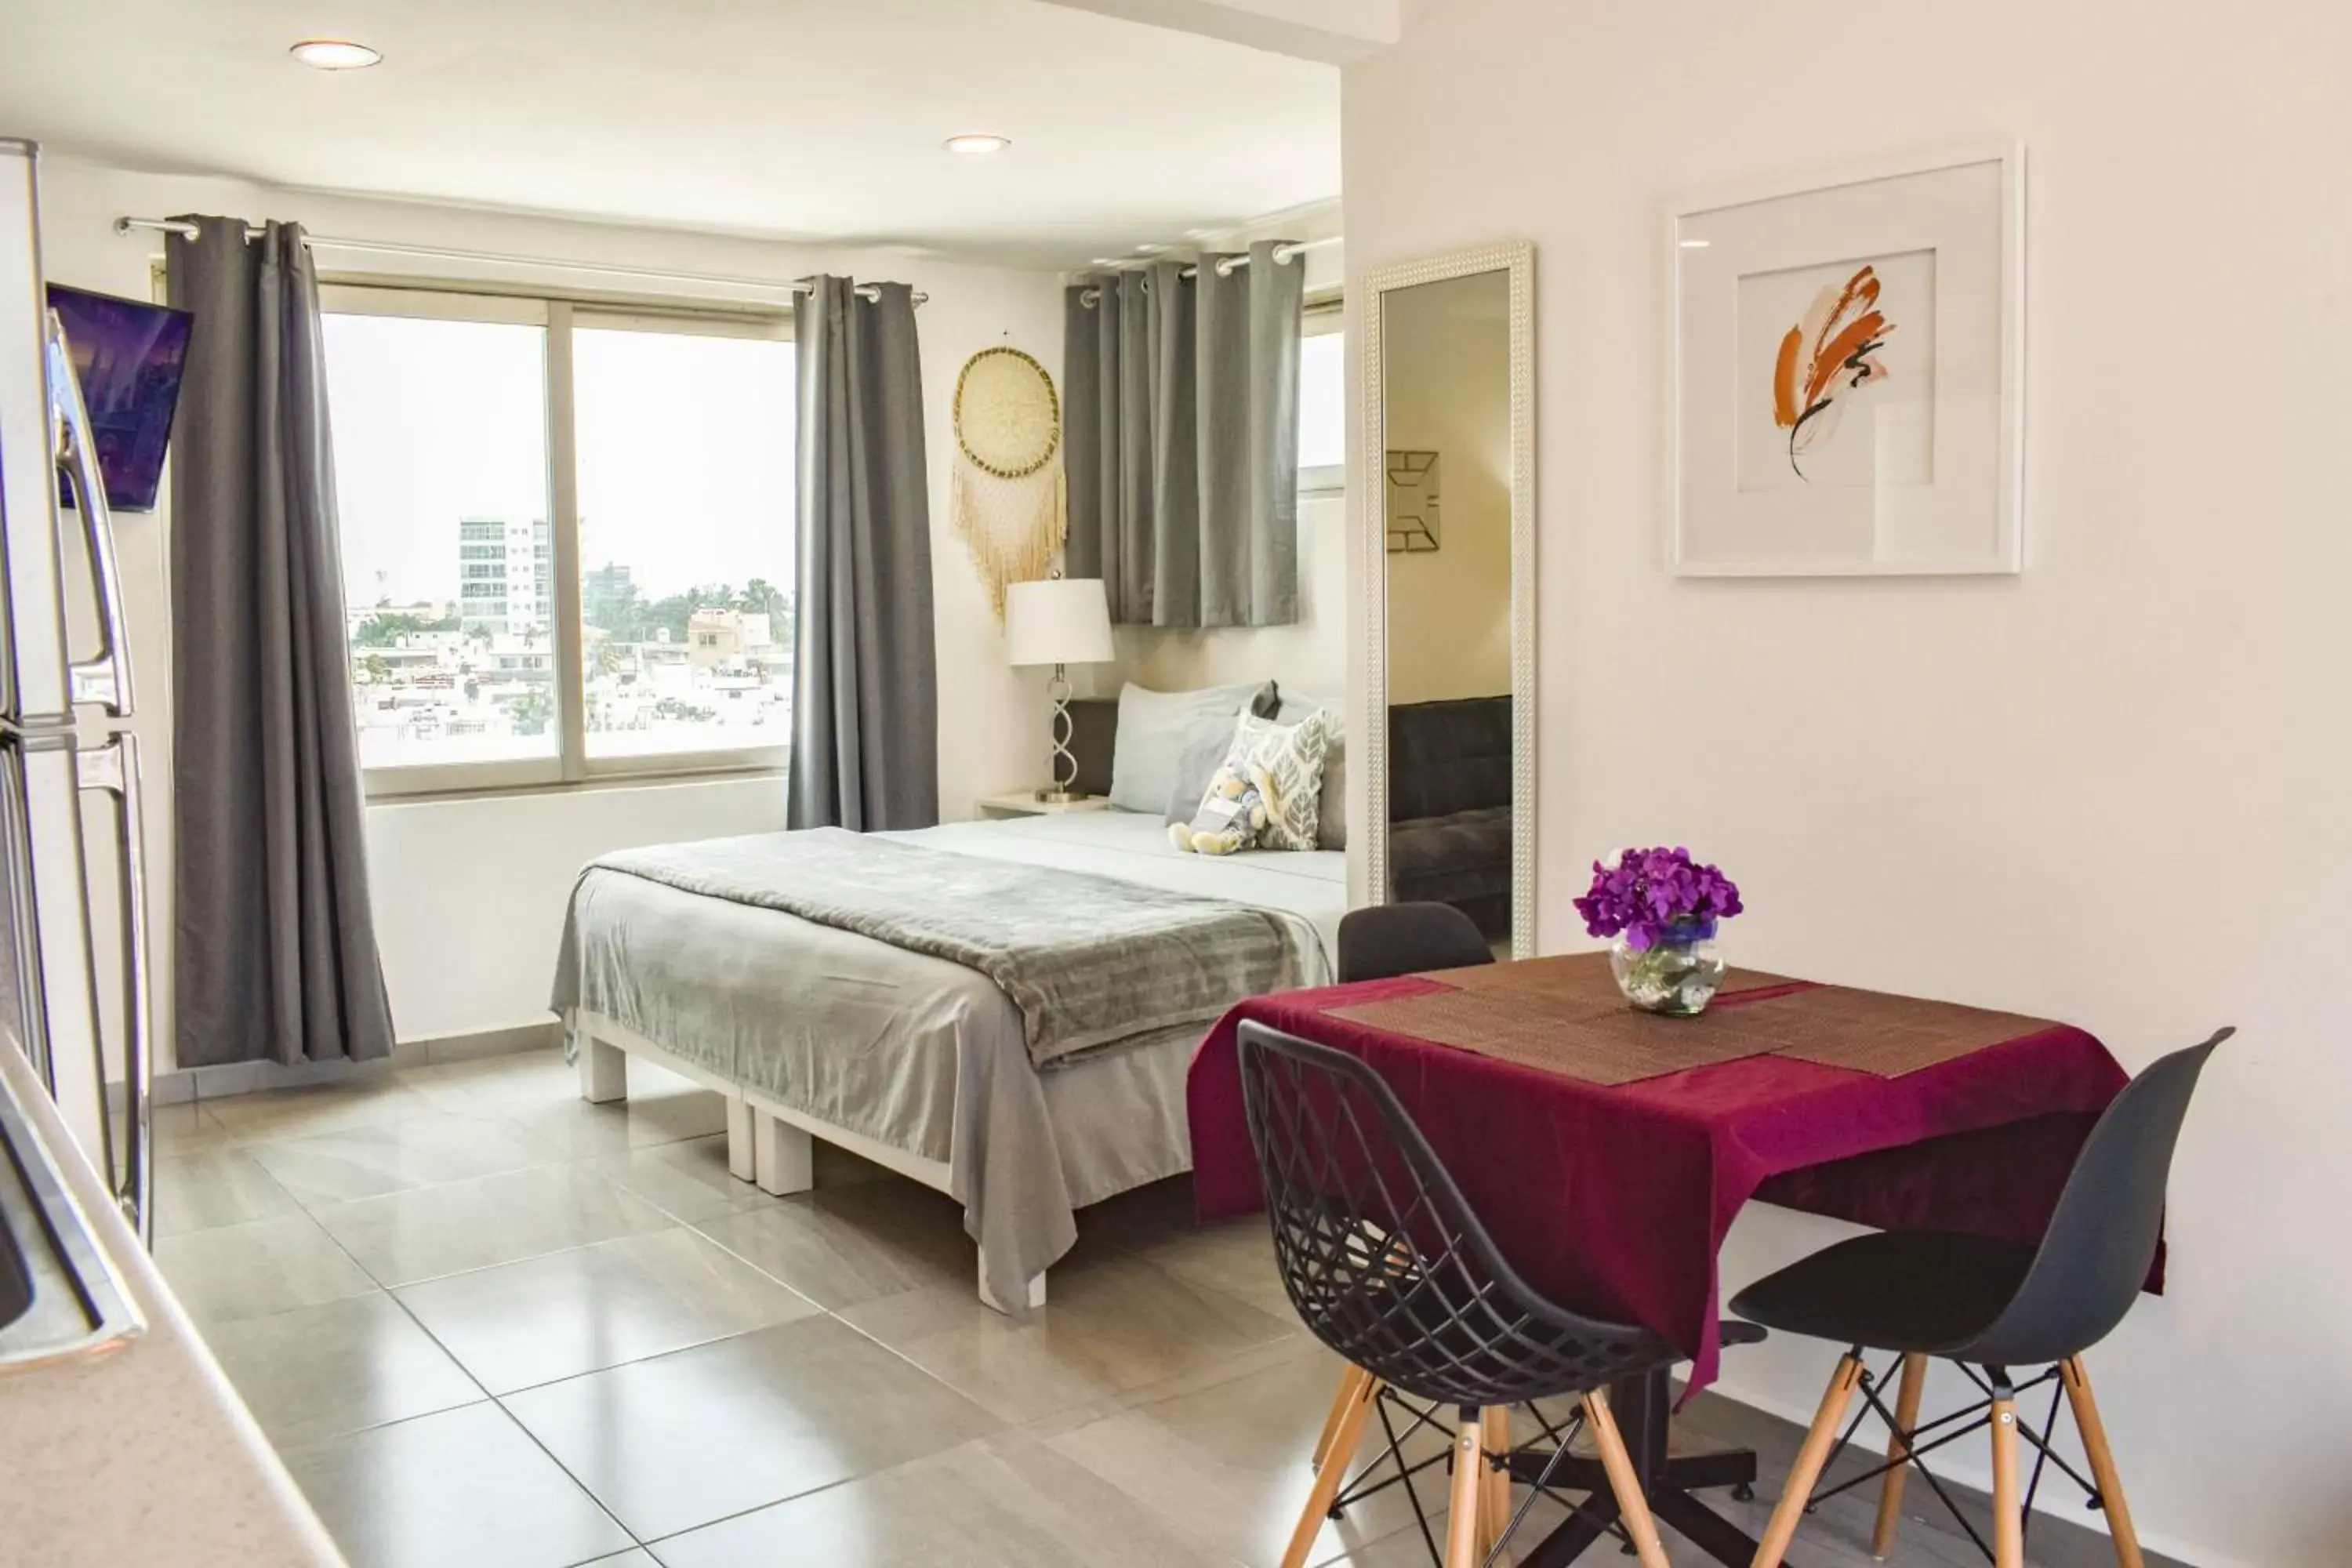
[{"left": 322, "top": 313, "right": 795, "bottom": 608}]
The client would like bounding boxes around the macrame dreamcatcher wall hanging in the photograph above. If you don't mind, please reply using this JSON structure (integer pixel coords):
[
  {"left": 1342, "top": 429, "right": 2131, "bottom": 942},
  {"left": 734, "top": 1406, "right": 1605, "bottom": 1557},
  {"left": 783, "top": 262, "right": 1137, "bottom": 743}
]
[{"left": 951, "top": 345, "right": 1065, "bottom": 618}]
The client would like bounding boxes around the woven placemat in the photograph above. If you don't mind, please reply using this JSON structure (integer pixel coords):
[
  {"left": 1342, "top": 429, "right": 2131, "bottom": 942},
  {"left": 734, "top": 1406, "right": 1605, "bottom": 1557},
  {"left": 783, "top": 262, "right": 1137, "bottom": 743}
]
[
  {"left": 1327, "top": 987, "right": 1777, "bottom": 1087},
  {"left": 1325, "top": 956, "right": 2062, "bottom": 1087},
  {"left": 1731, "top": 986, "right": 2059, "bottom": 1078}
]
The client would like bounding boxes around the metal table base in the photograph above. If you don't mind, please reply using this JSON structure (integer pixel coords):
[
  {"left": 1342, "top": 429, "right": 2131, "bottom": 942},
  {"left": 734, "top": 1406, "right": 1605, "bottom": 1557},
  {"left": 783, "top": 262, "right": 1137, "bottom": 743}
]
[{"left": 1511, "top": 1369, "right": 1778, "bottom": 1568}]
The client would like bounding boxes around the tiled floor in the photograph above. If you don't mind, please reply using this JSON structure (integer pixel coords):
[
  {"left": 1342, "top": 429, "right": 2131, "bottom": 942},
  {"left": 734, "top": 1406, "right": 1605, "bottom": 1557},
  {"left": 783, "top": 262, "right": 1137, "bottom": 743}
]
[{"left": 159, "top": 1048, "right": 2085, "bottom": 1568}]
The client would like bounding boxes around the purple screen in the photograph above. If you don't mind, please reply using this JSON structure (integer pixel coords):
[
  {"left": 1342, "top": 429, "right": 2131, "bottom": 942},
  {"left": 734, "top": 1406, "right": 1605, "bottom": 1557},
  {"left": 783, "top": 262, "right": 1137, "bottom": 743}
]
[{"left": 45, "top": 284, "right": 194, "bottom": 514}]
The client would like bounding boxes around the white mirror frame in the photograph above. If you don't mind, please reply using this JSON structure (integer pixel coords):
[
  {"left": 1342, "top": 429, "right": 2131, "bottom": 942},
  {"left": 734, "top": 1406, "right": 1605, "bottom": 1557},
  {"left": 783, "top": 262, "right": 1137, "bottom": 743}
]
[{"left": 1359, "top": 241, "right": 1537, "bottom": 958}]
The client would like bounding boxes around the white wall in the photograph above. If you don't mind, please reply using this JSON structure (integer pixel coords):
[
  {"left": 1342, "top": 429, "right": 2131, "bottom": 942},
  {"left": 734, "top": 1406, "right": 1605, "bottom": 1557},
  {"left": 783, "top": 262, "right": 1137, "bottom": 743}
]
[
  {"left": 1382, "top": 272, "right": 1509, "bottom": 704},
  {"left": 1346, "top": 2, "right": 2352, "bottom": 1563},
  {"left": 33, "top": 157, "right": 1069, "bottom": 1050}
]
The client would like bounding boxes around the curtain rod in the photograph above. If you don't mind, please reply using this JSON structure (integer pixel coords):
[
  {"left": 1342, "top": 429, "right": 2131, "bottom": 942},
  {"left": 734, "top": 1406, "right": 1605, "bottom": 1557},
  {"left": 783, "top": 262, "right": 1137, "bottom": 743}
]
[
  {"left": 111, "top": 216, "right": 928, "bottom": 306},
  {"left": 1076, "top": 235, "right": 1338, "bottom": 307}
]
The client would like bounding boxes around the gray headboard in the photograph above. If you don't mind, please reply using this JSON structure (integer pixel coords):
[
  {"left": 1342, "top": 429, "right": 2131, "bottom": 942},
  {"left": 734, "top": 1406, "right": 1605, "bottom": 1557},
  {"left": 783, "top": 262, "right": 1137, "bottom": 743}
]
[{"left": 1068, "top": 698, "right": 1119, "bottom": 797}]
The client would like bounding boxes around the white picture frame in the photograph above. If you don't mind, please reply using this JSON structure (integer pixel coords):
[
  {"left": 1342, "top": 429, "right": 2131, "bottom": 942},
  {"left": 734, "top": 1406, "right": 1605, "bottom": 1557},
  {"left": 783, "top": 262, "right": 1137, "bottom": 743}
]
[{"left": 1671, "top": 146, "right": 2024, "bottom": 576}]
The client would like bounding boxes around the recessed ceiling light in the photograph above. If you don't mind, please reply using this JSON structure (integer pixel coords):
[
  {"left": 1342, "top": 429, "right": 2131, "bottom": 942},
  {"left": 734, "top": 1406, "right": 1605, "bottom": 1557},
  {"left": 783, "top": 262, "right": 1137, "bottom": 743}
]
[
  {"left": 1678, "top": 238, "right": 1711, "bottom": 249},
  {"left": 944, "top": 133, "right": 1011, "bottom": 155},
  {"left": 289, "top": 39, "right": 382, "bottom": 70},
  {"left": 1134, "top": 242, "right": 1168, "bottom": 255}
]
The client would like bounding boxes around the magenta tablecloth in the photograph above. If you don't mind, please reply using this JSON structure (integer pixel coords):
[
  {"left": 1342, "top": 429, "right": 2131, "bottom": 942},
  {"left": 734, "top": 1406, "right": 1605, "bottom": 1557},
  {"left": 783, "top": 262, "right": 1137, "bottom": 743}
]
[{"left": 1186, "top": 958, "right": 2136, "bottom": 1391}]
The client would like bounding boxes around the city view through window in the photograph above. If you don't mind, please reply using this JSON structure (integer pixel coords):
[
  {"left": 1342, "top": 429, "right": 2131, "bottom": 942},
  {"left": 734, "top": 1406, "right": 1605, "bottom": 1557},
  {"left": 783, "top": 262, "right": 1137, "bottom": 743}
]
[{"left": 324, "top": 307, "right": 795, "bottom": 773}]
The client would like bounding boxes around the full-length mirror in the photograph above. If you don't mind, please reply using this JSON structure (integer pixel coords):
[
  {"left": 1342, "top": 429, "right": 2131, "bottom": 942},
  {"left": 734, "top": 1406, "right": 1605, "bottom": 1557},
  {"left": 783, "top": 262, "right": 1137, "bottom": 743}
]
[{"left": 1362, "top": 243, "right": 1534, "bottom": 956}]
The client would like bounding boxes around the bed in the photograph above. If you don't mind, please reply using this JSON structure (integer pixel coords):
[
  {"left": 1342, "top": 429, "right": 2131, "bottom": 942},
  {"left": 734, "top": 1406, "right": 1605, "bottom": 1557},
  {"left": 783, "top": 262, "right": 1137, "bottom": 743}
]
[{"left": 550, "top": 806, "right": 1344, "bottom": 1313}]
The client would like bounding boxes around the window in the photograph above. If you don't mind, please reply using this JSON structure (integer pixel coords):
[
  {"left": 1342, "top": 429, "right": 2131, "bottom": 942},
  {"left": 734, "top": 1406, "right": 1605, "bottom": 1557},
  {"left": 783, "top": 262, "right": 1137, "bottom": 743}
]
[
  {"left": 321, "top": 286, "right": 796, "bottom": 794},
  {"left": 1299, "top": 304, "right": 1345, "bottom": 495},
  {"left": 572, "top": 318, "right": 793, "bottom": 761}
]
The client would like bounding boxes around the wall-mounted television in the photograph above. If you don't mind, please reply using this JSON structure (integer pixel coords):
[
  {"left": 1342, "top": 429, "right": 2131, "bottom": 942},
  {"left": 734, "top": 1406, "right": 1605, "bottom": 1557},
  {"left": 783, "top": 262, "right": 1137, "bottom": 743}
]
[{"left": 45, "top": 284, "right": 195, "bottom": 514}]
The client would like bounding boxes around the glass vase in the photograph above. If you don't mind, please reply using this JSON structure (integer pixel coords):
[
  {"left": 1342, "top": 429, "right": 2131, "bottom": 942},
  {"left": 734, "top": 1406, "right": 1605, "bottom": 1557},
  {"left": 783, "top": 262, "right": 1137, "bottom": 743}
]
[{"left": 1610, "top": 922, "right": 1726, "bottom": 1017}]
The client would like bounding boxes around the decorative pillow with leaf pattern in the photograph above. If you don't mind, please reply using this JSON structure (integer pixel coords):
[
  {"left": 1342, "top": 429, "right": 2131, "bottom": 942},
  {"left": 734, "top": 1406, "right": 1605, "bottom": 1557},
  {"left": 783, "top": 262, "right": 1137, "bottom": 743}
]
[{"left": 1219, "top": 710, "right": 1333, "bottom": 851}]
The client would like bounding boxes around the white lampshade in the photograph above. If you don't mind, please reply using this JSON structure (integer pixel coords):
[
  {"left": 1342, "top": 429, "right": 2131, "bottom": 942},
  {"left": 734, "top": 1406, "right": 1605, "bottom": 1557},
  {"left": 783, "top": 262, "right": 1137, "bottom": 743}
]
[{"left": 1005, "top": 577, "right": 1114, "bottom": 666}]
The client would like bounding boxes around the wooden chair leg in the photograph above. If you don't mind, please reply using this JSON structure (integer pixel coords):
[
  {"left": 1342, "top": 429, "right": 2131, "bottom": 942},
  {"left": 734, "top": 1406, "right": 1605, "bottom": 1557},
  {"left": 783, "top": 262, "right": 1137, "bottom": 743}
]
[
  {"left": 1281, "top": 1369, "right": 1377, "bottom": 1568},
  {"left": 1581, "top": 1388, "right": 1671, "bottom": 1568},
  {"left": 2061, "top": 1358, "right": 2147, "bottom": 1568},
  {"left": 1443, "top": 1408, "right": 1488, "bottom": 1568},
  {"left": 1990, "top": 1386, "right": 2024, "bottom": 1568},
  {"left": 1751, "top": 1354, "right": 1864, "bottom": 1568},
  {"left": 1871, "top": 1352, "right": 1929, "bottom": 1559},
  {"left": 1312, "top": 1365, "right": 1374, "bottom": 1473},
  {"left": 1479, "top": 1405, "right": 1512, "bottom": 1559}
]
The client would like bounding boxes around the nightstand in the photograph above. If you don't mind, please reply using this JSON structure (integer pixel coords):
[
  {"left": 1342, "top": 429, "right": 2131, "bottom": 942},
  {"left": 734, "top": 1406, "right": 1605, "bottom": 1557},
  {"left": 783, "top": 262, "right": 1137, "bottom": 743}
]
[{"left": 976, "top": 790, "right": 1113, "bottom": 819}]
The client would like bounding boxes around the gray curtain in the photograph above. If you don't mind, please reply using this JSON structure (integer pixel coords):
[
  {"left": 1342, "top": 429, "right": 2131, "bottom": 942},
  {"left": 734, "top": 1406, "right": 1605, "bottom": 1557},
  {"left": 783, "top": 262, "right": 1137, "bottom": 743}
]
[
  {"left": 787, "top": 278, "right": 938, "bottom": 832},
  {"left": 165, "top": 217, "right": 395, "bottom": 1068},
  {"left": 1064, "top": 239, "right": 1302, "bottom": 627}
]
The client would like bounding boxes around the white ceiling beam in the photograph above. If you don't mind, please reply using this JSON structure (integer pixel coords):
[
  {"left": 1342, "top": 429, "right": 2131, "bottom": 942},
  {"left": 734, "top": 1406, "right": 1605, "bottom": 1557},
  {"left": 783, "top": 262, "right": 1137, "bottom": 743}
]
[{"left": 1033, "top": 0, "right": 1396, "bottom": 64}]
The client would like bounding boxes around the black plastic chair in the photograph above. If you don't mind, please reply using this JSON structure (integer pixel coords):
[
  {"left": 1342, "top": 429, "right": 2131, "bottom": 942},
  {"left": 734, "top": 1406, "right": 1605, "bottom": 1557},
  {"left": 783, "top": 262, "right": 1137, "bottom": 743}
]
[
  {"left": 1338, "top": 902, "right": 1495, "bottom": 984},
  {"left": 1240, "top": 1018, "right": 1760, "bottom": 1568},
  {"left": 1732, "top": 1028, "right": 2230, "bottom": 1568}
]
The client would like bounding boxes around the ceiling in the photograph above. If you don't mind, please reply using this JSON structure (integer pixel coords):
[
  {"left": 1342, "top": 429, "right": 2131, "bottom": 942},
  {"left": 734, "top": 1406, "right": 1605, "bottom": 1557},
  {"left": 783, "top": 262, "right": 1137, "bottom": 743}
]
[{"left": 0, "top": 0, "right": 1342, "bottom": 267}]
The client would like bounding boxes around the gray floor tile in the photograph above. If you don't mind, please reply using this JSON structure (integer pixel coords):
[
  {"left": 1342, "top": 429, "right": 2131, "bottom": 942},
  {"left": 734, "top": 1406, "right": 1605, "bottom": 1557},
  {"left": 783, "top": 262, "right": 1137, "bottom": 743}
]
[
  {"left": 1122, "top": 1214, "right": 1296, "bottom": 1320},
  {"left": 281, "top": 1401, "right": 633, "bottom": 1568},
  {"left": 129, "top": 1100, "right": 235, "bottom": 1155},
  {"left": 396, "top": 1225, "right": 820, "bottom": 1393},
  {"left": 204, "top": 1291, "right": 484, "bottom": 1448},
  {"left": 504, "top": 1315, "right": 1000, "bottom": 1541},
  {"left": 204, "top": 1074, "right": 442, "bottom": 1140},
  {"left": 394, "top": 1048, "right": 585, "bottom": 1112},
  {"left": 503, "top": 1089, "right": 731, "bottom": 1158},
  {"left": 648, "top": 1431, "right": 1241, "bottom": 1567},
  {"left": 1044, "top": 1338, "right": 1450, "bottom": 1568},
  {"left": 838, "top": 1253, "right": 1297, "bottom": 1425},
  {"left": 154, "top": 1210, "right": 378, "bottom": 1325},
  {"left": 582, "top": 1134, "right": 779, "bottom": 1223},
  {"left": 690, "top": 1178, "right": 975, "bottom": 1310},
  {"left": 310, "top": 1162, "right": 671, "bottom": 1286},
  {"left": 153, "top": 1146, "right": 302, "bottom": 1236},
  {"left": 245, "top": 1109, "right": 565, "bottom": 1207}
]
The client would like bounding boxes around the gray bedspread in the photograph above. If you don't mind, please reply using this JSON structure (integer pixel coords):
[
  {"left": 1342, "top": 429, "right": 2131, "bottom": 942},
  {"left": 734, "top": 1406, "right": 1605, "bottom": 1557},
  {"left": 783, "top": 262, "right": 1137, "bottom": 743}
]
[
  {"left": 582, "top": 827, "right": 1319, "bottom": 1068},
  {"left": 549, "top": 812, "right": 1344, "bottom": 1312}
]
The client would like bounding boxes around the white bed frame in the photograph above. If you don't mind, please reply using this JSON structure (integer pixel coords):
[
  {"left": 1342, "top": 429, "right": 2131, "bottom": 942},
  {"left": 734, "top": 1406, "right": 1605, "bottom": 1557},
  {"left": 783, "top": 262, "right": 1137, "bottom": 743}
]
[{"left": 569, "top": 1009, "right": 1048, "bottom": 1313}]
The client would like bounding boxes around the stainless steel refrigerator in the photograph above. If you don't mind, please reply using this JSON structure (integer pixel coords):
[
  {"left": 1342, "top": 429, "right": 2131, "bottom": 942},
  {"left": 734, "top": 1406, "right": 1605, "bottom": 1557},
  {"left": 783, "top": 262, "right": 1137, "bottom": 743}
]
[{"left": 0, "top": 137, "right": 154, "bottom": 1245}]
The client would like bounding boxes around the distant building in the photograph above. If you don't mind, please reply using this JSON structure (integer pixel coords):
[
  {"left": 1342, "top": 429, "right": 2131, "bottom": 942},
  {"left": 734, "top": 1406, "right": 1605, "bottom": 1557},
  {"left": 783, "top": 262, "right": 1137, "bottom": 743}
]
[
  {"left": 457, "top": 517, "right": 553, "bottom": 636},
  {"left": 684, "top": 608, "right": 773, "bottom": 669},
  {"left": 583, "top": 562, "right": 636, "bottom": 628}
]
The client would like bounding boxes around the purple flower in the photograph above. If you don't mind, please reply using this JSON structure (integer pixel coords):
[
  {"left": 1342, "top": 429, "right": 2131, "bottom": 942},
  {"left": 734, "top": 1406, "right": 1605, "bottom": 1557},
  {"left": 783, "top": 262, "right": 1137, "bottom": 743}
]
[{"left": 1573, "top": 846, "right": 1744, "bottom": 950}]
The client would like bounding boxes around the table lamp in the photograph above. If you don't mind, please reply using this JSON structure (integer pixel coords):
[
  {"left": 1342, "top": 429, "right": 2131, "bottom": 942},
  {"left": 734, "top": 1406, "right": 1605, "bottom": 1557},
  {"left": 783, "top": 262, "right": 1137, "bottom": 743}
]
[{"left": 1005, "top": 576, "right": 1115, "bottom": 801}]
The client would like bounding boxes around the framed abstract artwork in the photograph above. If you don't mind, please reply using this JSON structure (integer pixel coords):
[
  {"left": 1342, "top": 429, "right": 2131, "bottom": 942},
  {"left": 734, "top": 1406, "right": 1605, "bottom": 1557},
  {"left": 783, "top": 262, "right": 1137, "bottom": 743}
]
[{"left": 1671, "top": 147, "right": 2024, "bottom": 575}]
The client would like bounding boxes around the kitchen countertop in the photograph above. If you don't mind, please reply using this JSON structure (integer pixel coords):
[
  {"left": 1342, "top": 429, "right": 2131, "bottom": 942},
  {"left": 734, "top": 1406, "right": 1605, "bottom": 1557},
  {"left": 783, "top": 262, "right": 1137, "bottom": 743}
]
[{"left": 0, "top": 1041, "right": 344, "bottom": 1566}]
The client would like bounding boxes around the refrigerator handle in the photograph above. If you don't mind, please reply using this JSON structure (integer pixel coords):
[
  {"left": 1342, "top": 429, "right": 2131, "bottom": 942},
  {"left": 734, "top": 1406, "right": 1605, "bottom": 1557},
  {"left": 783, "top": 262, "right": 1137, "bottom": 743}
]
[
  {"left": 75, "top": 734, "right": 150, "bottom": 1246},
  {"left": 45, "top": 314, "right": 135, "bottom": 720}
]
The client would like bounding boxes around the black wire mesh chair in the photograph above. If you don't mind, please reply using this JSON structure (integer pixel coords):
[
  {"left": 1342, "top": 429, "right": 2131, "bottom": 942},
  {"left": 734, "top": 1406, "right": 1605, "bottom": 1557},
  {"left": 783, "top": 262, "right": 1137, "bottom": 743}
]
[
  {"left": 1733, "top": 1028, "right": 2229, "bottom": 1568},
  {"left": 1297, "top": 902, "right": 1502, "bottom": 1519},
  {"left": 1240, "top": 1018, "right": 1756, "bottom": 1568}
]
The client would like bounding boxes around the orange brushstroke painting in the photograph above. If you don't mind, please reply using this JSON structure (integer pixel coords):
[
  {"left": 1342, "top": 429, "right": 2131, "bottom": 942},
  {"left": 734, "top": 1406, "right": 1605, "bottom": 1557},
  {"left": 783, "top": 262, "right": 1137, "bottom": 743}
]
[{"left": 1771, "top": 264, "right": 1896, "bottom": 478}]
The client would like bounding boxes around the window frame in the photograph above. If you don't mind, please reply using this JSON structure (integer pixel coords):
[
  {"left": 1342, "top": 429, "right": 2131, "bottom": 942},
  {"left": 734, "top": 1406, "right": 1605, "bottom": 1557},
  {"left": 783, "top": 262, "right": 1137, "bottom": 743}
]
[
  {"left": 1299, "top": 298, "right": 1347, "bottom": 498},
  {"left": 320, "top": 281, "right": 797, "bottom": 798}
]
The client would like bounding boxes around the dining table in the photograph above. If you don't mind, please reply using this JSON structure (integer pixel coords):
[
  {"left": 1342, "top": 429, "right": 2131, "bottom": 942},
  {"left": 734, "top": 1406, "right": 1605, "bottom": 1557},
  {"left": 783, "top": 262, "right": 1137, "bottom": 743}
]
[{"left": 1186, "top": 951, "right": 2144, "bottom": 1568}]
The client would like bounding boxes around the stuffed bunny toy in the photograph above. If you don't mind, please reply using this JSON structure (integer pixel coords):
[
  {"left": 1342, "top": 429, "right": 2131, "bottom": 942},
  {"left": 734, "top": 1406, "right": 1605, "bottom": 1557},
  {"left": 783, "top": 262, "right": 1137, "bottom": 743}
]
[{"left": 1169, "top": 760, "right": 1277, "bottom": 855}]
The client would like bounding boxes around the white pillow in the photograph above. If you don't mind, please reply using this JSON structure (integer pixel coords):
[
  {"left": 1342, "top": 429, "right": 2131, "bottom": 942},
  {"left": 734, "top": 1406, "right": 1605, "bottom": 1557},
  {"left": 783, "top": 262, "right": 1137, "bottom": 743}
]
[
  {"left": 1108, "top": 681, "right": 1274, "bottom": 814},
  {"left": 1275, "top": 692, "right": 1347, "bottom": 851},
  {"left": 1221, "top": 710, "right": 1334, "bottom": 851}
]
